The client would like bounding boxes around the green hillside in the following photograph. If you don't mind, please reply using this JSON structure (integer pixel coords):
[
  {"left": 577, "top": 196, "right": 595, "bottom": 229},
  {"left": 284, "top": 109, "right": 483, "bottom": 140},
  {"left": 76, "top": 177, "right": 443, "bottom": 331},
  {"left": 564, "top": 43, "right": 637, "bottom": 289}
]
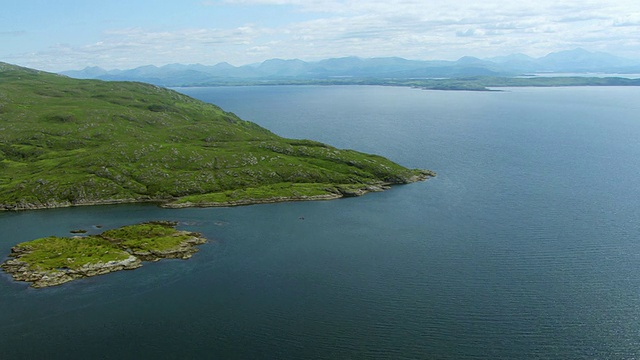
[{"left": 0, "top": 62, "right": 433, "bottom": 210}]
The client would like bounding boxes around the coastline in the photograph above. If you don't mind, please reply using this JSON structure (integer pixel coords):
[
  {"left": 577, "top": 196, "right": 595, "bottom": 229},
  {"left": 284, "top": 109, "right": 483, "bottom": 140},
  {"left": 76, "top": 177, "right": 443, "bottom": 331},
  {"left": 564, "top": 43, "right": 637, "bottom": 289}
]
[
  {"left": 161, "top": 193, "right": 343, "bottom": 209},
  {"left": 161, "top": 181, "right": 401, "bottom": 209},
  {"left": 0, "top": 175, "right": 437, "bottom": 286},
  {"left": 1, "top": 222, "right": 207, "bottom": 288},
  {"left": 1, "top": 172, "right": 435, "bottom": 212}
]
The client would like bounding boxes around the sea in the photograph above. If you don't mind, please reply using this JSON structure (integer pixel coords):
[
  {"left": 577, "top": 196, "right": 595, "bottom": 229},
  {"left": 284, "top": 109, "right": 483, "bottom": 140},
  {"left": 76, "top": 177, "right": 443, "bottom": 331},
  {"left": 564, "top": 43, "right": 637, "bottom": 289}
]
[{"left": 1, "top": 85, "right": 639, "bottom": 359}]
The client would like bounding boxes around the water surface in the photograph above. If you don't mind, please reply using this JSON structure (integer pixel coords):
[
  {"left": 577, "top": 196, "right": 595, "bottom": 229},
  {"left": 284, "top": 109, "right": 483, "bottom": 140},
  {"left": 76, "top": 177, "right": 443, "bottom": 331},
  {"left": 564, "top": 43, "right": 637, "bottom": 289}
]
[{"left": 1, "top": 86, "right": 639, "bottom": 359}]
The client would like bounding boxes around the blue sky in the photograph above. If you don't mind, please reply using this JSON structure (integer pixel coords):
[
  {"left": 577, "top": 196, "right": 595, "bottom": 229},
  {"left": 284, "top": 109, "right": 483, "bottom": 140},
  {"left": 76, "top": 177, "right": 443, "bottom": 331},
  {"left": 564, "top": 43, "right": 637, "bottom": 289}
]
[{"left": 2, "top": 0, "right": 639, "bottom": 71}]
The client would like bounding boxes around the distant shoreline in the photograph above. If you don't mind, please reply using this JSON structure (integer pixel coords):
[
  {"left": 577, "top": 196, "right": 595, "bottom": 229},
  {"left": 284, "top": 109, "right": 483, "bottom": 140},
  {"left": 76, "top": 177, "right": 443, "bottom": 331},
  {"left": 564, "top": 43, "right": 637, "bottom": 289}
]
[{"left": 169, "top": 76, "right": 640, "bottom": 92}]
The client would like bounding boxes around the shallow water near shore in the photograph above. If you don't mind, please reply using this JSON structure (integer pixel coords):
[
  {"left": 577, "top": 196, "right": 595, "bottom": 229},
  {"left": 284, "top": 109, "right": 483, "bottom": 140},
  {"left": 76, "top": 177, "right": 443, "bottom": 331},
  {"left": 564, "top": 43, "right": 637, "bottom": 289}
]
[{"left": 1, "top": 85, "right": 640, "bottom": 359}]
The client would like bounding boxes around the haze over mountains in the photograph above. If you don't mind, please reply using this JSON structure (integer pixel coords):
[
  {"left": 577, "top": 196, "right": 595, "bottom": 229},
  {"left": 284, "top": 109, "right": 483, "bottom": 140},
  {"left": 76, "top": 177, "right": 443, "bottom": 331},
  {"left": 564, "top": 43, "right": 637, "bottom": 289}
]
[{"left": 61, "top": 49, "right": 640, "bottom": 87}]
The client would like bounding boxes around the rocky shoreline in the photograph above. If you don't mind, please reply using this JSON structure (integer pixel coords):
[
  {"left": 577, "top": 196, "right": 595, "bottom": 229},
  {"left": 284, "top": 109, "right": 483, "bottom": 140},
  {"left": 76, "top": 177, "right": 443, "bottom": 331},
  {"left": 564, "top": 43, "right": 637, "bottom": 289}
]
[
  {"left": 1, "top": 222, "right": 207, "bottom": 288},
  {"left": 0, "top": 198, "right": 159, "bottom": 211},
  {"left": 1, "top": 255, "right": 143, "bottom": 288},
  {"left": 162, "top": 193, "right": 343, "bottom": 209},
  {"left": 0, "top": 172, "right": 435, "bottom": 212},
  {"left": 163, "top": 175, "right": 433, "bottom": 209}
]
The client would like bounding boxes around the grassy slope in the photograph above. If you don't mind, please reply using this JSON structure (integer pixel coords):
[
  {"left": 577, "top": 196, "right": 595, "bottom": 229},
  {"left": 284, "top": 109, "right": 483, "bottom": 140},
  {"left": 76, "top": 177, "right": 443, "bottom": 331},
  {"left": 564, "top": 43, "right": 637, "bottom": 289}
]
[{"left": 0, "top": 62, "right": 431, "bottom": 209}]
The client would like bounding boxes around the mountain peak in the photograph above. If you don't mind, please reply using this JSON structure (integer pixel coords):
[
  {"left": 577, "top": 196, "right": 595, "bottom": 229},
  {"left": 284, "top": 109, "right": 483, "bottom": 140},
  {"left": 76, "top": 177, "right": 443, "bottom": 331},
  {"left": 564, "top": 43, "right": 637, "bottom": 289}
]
[
  {"left": 55, "top": 49, "right": 640, "bottom": 85},
  {"left": 539, "top": 48, "right": 635, "bottom": 71},
  {"left": 456, "top": 56, "right": 485, "bottom": 64}
]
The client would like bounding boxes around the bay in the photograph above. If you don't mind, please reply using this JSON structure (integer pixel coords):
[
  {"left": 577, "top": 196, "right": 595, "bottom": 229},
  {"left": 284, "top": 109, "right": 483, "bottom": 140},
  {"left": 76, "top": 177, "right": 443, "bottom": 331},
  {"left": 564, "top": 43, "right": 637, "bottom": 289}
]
[{"left": 1, "top": 85, "right": 639, "bottom": 359}]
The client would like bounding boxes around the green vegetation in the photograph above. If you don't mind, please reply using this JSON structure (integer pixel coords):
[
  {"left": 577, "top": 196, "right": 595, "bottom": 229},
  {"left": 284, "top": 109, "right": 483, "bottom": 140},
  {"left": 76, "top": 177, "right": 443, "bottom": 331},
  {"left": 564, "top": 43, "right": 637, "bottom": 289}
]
[
  {"left": 2, "top": 221, "right": 207, "bottom": 287},
  {"left": 172, "top": 182, "right": 393, "bottom": 206},
  {"left": 102, "top": 223, "right": 193, "bottom": 252},
  {"left": 15, "top": 235, "right": 130, "bottom": 271},
  {"left": 0, "top": 62, "right": 432, "bottom": 210},
  {"left": 175, "top": 183, "right": 333, "bottom": 204},
  {"left": 10, "top": 222, "right": 197, "bottom": 271}
]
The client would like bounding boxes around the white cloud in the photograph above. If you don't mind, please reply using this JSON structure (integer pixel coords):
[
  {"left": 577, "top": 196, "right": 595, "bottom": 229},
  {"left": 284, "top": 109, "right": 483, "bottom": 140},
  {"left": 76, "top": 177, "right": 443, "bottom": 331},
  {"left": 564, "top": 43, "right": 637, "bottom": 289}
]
[
  {"left": 12, "top": 25, "right": 268, "bottom": 71},
  {"left": 7, "top": 0, "right": 640, "bottom": 71}
]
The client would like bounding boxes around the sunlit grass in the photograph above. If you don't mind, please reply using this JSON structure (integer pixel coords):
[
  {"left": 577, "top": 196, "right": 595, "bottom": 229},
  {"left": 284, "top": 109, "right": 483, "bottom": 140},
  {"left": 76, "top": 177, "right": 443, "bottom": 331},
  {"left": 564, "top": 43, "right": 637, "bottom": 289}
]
[
  {"left": 15, "top": 236, "right": 130, "bottom": 271},
  {"left": 175, "top": 182, "right": 337, "bottom": 204},
  {"left": 0, "top": 62, "right": 431, "bottom": 209},
  {"left": 102, "top": 223, "right": 191, "bottom": 252},
  {"left": 13, "top": 222, "right": 197, "bottom": 270}
]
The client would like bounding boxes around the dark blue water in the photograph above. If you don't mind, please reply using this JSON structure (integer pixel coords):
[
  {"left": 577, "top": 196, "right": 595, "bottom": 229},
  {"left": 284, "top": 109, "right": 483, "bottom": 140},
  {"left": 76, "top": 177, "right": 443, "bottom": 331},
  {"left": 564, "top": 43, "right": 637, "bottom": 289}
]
[{"left": 1, "top": 86, "right": 639, "bottom": 359}]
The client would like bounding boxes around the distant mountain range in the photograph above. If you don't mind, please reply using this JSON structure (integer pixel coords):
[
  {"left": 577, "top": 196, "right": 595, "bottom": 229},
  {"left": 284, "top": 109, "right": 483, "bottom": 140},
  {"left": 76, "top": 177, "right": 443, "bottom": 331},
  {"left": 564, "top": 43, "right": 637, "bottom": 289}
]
[{"left": 61, "top": 49, "right": 640, "bottom": 87}]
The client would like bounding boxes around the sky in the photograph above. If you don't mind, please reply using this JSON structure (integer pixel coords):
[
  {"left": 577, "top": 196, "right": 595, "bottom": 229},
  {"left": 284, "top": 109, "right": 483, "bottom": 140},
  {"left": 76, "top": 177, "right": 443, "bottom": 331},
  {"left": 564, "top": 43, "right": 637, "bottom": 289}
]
[{"left": 1, "top": 0, "right": 639, "bottom": 72}]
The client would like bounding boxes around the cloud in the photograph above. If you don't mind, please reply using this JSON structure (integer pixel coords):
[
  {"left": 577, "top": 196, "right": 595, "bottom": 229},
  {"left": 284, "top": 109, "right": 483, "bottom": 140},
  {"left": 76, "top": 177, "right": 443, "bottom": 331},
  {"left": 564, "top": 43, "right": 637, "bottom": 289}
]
[
  {"left": 613, "top": 14, "right": 640, "bottom": 27},
  {"left": 246, "top": 45, "right": 271, "bottom": 56},
  {"left": 7, "top": 0, "right": 640, "bottom": 71},
  {"left": 456, "top": 29, "right": 476, "bottom": 38},
  {"left": 10, "top": 25, "right": 266, "bottom": 71}
]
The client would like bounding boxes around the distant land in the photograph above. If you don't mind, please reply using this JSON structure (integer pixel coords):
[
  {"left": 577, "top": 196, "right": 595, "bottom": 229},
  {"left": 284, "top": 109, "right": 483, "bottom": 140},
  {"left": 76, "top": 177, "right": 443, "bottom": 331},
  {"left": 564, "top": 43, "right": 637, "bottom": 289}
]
[
  {"left": 61, "top": 48, "right": 640, "bottom": 90},
  {"left": 0, "top": 62, "right": 433, "bottom": 211}
]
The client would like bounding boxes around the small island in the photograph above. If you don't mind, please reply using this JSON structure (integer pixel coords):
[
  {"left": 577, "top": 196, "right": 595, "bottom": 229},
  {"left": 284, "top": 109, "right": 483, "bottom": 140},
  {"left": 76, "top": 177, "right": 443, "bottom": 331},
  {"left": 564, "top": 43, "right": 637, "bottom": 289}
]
[{"left": 1, "top": 221, "right": 206, "bottom": 288}]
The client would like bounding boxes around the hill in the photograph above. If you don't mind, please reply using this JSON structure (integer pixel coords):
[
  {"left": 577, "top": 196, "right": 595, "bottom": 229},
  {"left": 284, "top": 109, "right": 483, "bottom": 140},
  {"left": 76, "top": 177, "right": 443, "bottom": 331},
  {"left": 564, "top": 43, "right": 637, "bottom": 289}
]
[
  {"left": 0, "top": 62, "right": 433, "bottom": 210},
  {"left": 60, "top": 49, "right": 640, "bottom": 87},
  {"left": 60, "top": 56, "right": 510, "bottom": 86}
]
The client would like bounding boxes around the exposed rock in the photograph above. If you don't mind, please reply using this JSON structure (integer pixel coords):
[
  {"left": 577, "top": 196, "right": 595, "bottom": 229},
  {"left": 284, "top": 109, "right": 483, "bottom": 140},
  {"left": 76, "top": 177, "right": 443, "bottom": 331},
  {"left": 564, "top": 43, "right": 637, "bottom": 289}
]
[
  {"left": 161, "top": 173, "right": 435, "bottom": 209},
  {"left": 161, "top": 193, "right": 342, "bottom": 209},
  {"left": 1, "top": 255, "right": 143, "bottom": 288},
  {"left": 1, "top": 223, "right": 207, "bottom": 288}
]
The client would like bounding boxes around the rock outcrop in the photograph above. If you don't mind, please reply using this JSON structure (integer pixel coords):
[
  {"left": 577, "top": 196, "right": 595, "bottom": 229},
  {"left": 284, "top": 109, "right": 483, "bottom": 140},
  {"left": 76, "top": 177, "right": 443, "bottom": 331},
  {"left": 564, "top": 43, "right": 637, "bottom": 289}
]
[{"left": 1, "top": 256, "right": 142, "bottom": 288}]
